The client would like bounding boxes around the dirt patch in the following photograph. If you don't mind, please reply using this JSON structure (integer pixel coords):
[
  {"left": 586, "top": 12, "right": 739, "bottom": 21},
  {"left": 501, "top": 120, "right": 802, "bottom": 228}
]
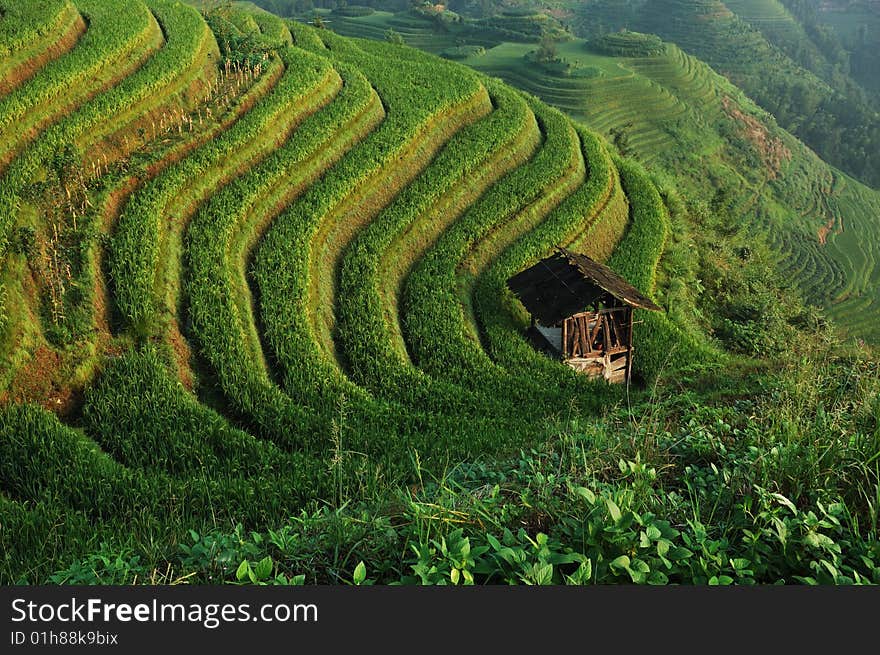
[
  {"left": 5, "top": 346, "right": 74, "bottom": 413},
  {"left": 722, "top": 96, "right": 791, "bottom": 179},
  {"left": 817, "top": 213, "right": 843, "bottom": 245},
  {"left": 167, "top": 324, "right": 194, "bottom": 390}
]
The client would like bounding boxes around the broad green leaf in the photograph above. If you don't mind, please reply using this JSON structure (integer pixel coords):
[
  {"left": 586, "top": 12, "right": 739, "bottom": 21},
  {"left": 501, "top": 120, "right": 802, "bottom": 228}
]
[
  {"left": 610, "top": 555, "right": 630, "bottom": 570},
  {"left": 533, "top": 563, "right": 554, "bottom": 585},
  {"left": 576, "top": 487, "right": 596, "bottom": 504},
  {"left": 708, "top": 575, "right": 734, "bottom": 586},
  {"left": 606, "top": 498, "right": 622, "bottom": 523},
  {"left": 771, "top": 493, "right": 797, "bottom": 515},
  {"left": 647, "top": 571, "right": 669, "bottom": 585},
  {"left": 353, "top": 561, "right": 366, "bottom": 585},
  {"left": 255, "top": 556, "right": 273, "bottom": 580},
  {"left": 631, "top": 558, "right": 650, "bottom": 573}
]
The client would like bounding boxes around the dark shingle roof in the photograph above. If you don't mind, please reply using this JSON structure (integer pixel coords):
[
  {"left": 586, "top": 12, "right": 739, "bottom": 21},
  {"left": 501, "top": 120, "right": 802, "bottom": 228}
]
[{"left": 506, "top": 247, "right": 662, "bottom": 324}]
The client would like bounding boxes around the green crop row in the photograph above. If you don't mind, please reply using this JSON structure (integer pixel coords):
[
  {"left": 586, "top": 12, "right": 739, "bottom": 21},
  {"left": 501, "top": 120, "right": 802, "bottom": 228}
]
[
  {"left": 248, "top": 6, "right": 292, "bottom": 45},
  {"left": 0, "top": 399, "right": 333, "bottom": 582},
  {"left": 0, "top": 0, "right": 216, "bottom": 347},
  {"left": 333, "top": 78, "right": 539, "bottom": 409},
  {"left": 608, "top": 157, "right": 716, "bottom": 379},
  {"left": 79, "top": 0, "right": 219, "bottom": 149},
  {"left": 401, "top": 99, "right": 594, "bottom": 405},
  {"left": 83, "top": 348, "right": 282, "bottom": 477},
  {"left": 453, "top": 120, "right": 586, "bottom": 353},
  {"left": 0, "top": 0, "right": 82, "bottom": 94},
  {"left": 299, "top": 44, "right": 491, "bottom": 373},
  {"left": 286, "top": 19, "right": 327, "bottom": 50},
  {"left": 110, "top": 45, "right": 339, "bottom": 339},
  {"left": 471, "top": 125, "right": 626, "bottom": 389},
  {"left": 0, "top": 0, "right": 161, "bottom": 169},
  {"left": 251, "top": 28, "right": 489, "bottom": 414},
  {"left": 249, "top": 33, "right": 543, "bottom": 451},
  {"left": 0, "top": 402, "right": 165, "bottom": 521},
  {"left": 80, "top": 348, "right": 330, "bottom": 512},
  {"left": 184, "top": 63, "right": 383, "bottom": 448},
  {"left": 0, "top": 0, "right": 212, "bottom": 208},
  {"left": 0, "top": 0, "right": 74, "bottom": 59}
]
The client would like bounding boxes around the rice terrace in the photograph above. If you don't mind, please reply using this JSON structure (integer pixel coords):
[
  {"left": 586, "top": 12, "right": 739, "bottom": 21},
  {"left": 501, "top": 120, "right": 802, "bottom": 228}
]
[{"left": 0, "top": 0, "right": 878, "bottom": 586}]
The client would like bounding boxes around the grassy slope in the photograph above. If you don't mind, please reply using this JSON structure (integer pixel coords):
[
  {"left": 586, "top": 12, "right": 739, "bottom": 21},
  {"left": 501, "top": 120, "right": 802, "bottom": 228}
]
[{"left": 326, "top": 10, "right": 880, "bottom": 344}]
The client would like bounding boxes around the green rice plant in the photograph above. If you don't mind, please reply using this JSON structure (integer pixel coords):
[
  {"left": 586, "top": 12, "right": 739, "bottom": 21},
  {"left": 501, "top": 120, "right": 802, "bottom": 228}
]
[
  {"left": 0, "top": 0, "right": 217, "bottom": 344},
  {"left": 471, "top": 125, "right": 625, "bottom": 387},
  {"left": 80, "top": 347, "right": 330, "bottom": 514},
  {"left": 334, "top": 78, "right": 539, "bottom": 403},
  {"left": 110, "top": 44, "right": 339, "bottom": 340},
  {"left": 286, "top": 18, "right": 327, "bottom": 50},
  {"left": 247, "top": 4, "right": 292, "bottom": 45},
  {"left": 608, "top": 157, "right": 716, "bottom": 379},
  {"left": 0, "top": 400, "right": 333, "bottom": 582},
  {"left": 252, "top": 27, "right": 490, "bottom": 414},
  {"left": 401, "top": 99, "right": 604, "bottom": 406},
  {"left": 0, "top": 0, "right": 161, "bottom": 172},
  {"left": 0, "top": 0, "right": 72, "bottom": 58},
  {"left": 0, "top": 0, "right": 83, "bottom": 94},
  {"left": 184, "top": 63, "right": 382, "bottom": 448}
]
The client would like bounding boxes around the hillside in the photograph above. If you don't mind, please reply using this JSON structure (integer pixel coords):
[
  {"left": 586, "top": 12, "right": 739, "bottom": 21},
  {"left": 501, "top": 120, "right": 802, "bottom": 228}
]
[
  {"left": 324, "top": 7, "right": 880, "bottom": 343},
  {"left": 375, "top": 0, "right": 880, "bottom": 186},
  {"left": 0, "top": 1, "right": 877, "bottom": 585},
  {"left": 815, "top": 0, "right": 880, "bottom": 94}
]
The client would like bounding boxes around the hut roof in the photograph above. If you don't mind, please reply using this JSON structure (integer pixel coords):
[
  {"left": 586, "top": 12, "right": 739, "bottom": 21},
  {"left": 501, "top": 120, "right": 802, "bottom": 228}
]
[{"left": 506, "top": 247, "right": 662, "bottom": 325}]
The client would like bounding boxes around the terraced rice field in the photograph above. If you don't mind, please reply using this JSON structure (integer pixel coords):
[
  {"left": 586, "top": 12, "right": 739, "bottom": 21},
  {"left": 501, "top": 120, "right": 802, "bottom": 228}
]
[
  {"left": 327, "top": 13, "right": 726, "bottom": 166},
  {"left": 327, "top": 11, "right": 880, "bottom": 346},
  {"left": 0, "top": 1, "right": 702, "bottom": 581}
]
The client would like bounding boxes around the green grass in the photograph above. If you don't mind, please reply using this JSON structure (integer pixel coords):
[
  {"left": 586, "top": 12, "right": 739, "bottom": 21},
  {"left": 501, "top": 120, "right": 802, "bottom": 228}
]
[{"left": 185, "top": 62, "right": 383, "bottom": 446}]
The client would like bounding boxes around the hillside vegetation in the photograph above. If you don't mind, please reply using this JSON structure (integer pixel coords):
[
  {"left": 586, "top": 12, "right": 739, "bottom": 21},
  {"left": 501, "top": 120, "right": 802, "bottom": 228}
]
[
  {"left": 324, "top": 4, "right": 880, "bottom": 344},
  {"left": 0, "top": 1, "right": 877, "bottom": 585}
]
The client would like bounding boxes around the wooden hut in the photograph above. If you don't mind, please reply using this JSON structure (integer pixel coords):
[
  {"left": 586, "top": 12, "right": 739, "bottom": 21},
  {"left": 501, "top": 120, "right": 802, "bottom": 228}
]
[{"left": 506, "top": 247, "right": 662, "bottom": 383}]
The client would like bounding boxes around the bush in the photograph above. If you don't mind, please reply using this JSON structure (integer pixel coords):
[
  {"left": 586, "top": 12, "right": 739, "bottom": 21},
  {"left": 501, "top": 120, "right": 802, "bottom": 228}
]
[
  {"left": 590, "top": 30, "right": 666, "bottom": 57},
  {"left": 440, "top": 45, "right": 486, "bottom": 60}
]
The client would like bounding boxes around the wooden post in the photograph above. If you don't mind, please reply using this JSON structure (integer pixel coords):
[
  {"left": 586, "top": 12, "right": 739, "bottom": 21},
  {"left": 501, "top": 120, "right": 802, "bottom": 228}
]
[
  {"left": 562, "top": 318, "right": 568, "bottom": 360},
  {"left": 589, "top": 314, "right": 602, "bottom": 349},
  {"left": 602, "top": 313, "right": 611, "bottom": 352},
  {"left": 625, "top": 307, "right": 634, "bottom": 383},
  {"left": 579, "top": 315, "right": 588, "bottom": 356}
]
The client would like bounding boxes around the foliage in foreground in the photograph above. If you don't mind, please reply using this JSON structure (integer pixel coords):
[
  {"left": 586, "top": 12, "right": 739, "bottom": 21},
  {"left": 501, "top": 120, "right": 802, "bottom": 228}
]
[{"left": 50, "top": 347, "right": 880, "bottom": 585}]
